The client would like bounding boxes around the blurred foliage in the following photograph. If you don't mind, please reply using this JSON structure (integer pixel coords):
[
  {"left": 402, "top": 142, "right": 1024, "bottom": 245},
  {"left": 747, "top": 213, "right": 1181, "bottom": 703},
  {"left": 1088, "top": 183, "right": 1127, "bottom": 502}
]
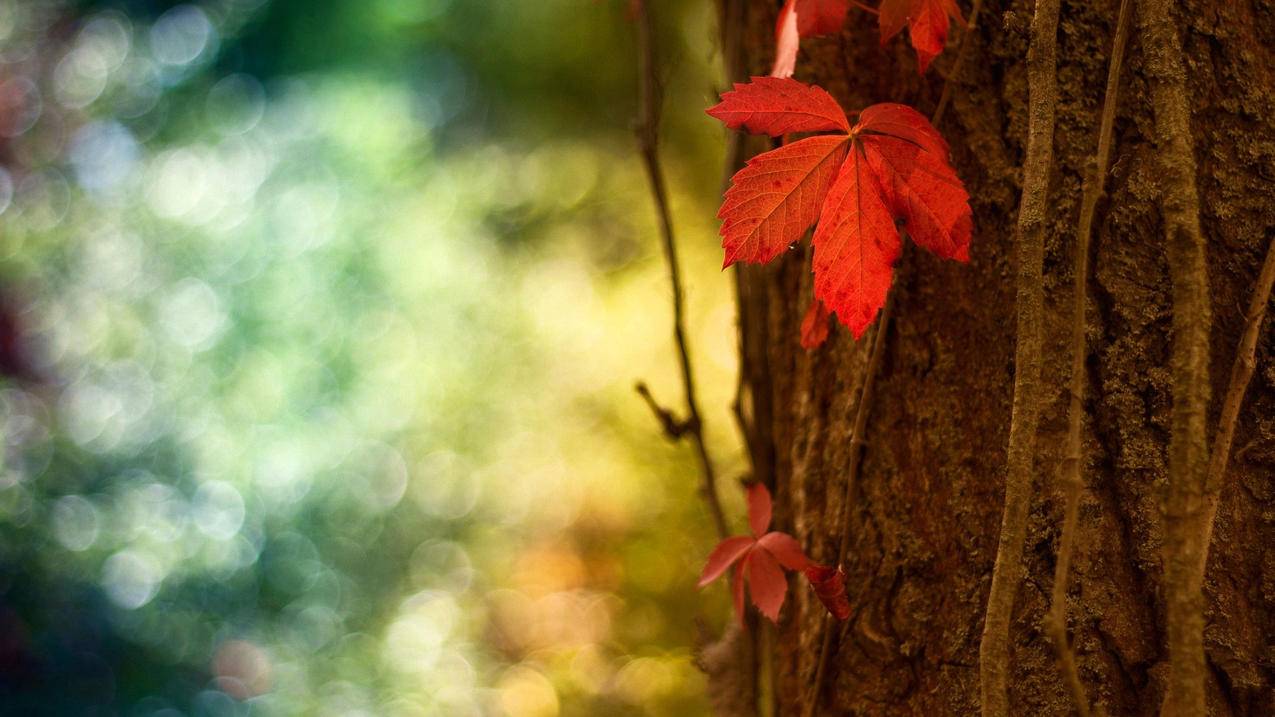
[{"left": 0, "top": 0, "right": 745, "bottom": 715}]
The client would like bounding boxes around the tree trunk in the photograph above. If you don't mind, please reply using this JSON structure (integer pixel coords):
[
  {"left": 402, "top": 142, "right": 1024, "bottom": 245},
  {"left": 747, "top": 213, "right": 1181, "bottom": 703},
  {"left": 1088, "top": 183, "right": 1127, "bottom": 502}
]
[{"left": 723, "top": 0, "right": 1275, "bottom": 714}]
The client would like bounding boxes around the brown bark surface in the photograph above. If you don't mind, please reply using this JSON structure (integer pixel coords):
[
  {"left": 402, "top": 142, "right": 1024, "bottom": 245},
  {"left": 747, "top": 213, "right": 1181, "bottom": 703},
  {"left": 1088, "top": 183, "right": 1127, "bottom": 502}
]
[{"left": 725, "top": 0, "right": 1275, "bottom": 714}]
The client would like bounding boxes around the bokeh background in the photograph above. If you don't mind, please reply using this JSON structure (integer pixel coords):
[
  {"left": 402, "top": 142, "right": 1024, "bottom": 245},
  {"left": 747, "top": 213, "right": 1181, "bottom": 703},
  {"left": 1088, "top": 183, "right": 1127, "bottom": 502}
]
[{"left": 0, "top": 1, "right": 749, "bottom": 714}]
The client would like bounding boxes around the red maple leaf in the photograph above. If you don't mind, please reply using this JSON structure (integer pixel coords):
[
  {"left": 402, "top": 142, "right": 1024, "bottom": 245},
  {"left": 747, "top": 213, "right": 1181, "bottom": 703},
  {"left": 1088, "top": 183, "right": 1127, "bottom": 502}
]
[
  {"left": 879, "top": 0, "right": 966, "bottom": 74},
  {"left": 698, "top": 483, "right": 812, "bottom": 623},
  {"left": 709, "top": 79, "right": 972, "bottom": 342}
]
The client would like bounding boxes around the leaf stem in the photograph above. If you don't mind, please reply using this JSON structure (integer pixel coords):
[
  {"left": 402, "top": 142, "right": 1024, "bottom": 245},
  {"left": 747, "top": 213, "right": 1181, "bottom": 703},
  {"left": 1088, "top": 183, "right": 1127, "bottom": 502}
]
[
  {"left": 633, "top": 0, "right": 730, "bottom": 540},
  {"left": 800, "top": 293, "right": 893, "bottom": 717},
  {"left": 977, "top": 0, "right": 1060, "bottom": 711},
  {"left": 1046, "top": 3, "right": 1130, "bottom": 715}
]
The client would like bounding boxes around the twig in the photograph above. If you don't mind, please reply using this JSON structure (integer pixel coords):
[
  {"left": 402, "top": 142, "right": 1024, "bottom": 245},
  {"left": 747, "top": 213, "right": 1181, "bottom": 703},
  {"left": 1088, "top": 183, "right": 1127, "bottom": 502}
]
[
  {"left": 801, "top": 294, "right": 893, "bottom": 717},
  {"left": 633, "top": 0, "right": 729, "bottom": 540},
  {"left": 978, "top": 0, "right": 1060, "bottom": 711},
  {"left": 719, "top": 0, "right": 752, "bottom": 458},
  {"left": 1136, "top": 1, "right": 1212, "bottom": 714},
  {"left": 931, "top": 0, "right": 985, "bottom": 127},
  {"left": 1045, "top": 3, "right": 1130, "bottom": 715},
  {"left": 635, "top": 381, "right": 694, "bottom": 439},
  {"left": 1194, "top": 238, "right": 1275, "bottom": 580}
]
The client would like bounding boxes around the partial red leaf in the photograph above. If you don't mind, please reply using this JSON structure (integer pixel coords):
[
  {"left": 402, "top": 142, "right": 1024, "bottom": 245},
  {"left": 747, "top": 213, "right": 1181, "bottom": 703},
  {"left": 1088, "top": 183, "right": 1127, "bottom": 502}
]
[
  {"left": 908, "top": 0, "right": 947, "bottom": 73},
  {"left": 770, "top": 0, "right": 800, "bottom": 78},
  {"left": 852, "top": 104, "right": 970, "bottom": 260},
  {"left": 719, "top": 135, "right": 849, "bottom": 266},
  {"left": 698, "top": 536, "right": 756, "bottom": 587},
  {"left": 811, "top": 144, "right": 902, "bottom": 338},
  {"left": 757, "top": 532, "right": 812, "bottom": 571},
  {"left": 707, "top": 77, "right": 850, "bottom": 136},
  {"left": 747, "top": 483, "right": 773, "bottom": 537},
  {"left": 878, "top": 0, "right": 966, "bottom": 73},
  {"left": 877, "top": 0, "right": 911, "bottom": 43},
  {"left": 805, "top": 565, "right": 852, "bottom": 620},
  {"left": 732, "top": 562, "right": 747, "bottom": 624},
  {"left": 796, "top": 0, "right": 850, "bottom": 36},
  {"left": 863, "top": 135, "right": 972, "bottom": 261},
  {"left": 855, "top": 103, "right": 949, "bottom": 158},
  {"left": 800, "top": 297, "right": 831, "bottom": 349},
  {"left": 747, "top": 547, "right": 788, "bottom": 622}
]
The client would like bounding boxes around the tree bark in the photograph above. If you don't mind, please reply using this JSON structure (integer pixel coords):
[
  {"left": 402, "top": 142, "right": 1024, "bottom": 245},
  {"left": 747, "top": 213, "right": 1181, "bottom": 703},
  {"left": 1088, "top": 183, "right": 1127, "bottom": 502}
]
[{"left": 724, "top": 0, "right": 1275, "bottom": 714}]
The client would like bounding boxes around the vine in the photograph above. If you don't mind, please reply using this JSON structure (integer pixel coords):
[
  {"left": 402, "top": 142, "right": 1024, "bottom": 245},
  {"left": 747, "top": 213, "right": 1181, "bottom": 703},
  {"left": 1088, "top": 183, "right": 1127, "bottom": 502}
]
[
  {"left": 801, "top": 293, "right": 892, "bottom": 717},
  {"left": 1137, "top": 0, "right": 1212, "bottom": 712},
  {"left": 1193, "top": 237, "right": 1275, "bottom": 583},
  {"left": 977, "top": 0, "right": 1061, "bottom": 712},
  {"left": 1046, "top": 2, "right": 1130, "bottom": 715}
]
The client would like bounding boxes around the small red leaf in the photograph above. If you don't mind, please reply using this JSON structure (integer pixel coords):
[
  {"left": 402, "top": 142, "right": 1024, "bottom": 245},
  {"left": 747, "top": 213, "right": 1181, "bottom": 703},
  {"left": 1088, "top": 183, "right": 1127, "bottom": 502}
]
[
  {"left": 757, "top": 531, "right": 812, "bottom": 571},
  {"left": 699, "top": 536, "right": 756, "bottom": 587},
  {"left": 747, "top": 483, "right": 773, "bottom": 538},
  {"left": 805, "top": 565, "right": 852, "bottom": 620},
  {"left": 719, "top": 135, "right": 849, "bottom": 267},
  {"left": 878, "top": 0, "right": 965, "bottom": 73},
  {"left": 698, "top": 478, "right": 831, "bottom": 625},
  {"left": 747, "top": 547, "right": 788, "bottom": 622},
  {"left": 800, "top": 298, "right": 831, "bottom": 349},
  {"left": 908, "top": 0, "right": 948, "bottom": 73},
  {"left": 811, "top": 144, "right": 901, "bottom": 338},
  {"left": 707, "top": 77, "right": 850, "bottom": 136}
]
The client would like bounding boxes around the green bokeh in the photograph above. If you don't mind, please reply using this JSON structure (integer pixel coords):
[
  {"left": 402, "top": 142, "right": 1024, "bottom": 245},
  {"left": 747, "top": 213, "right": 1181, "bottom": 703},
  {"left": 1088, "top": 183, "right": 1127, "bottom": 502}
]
[{"left": 0, "top": 1, "right": 744, "bottom": 715}]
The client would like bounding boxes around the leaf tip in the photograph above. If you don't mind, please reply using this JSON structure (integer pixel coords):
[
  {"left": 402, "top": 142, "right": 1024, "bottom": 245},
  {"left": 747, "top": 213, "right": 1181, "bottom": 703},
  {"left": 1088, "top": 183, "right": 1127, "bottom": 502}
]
[{"left": 800, "top": 298, "right": 831, "bottom": 349}]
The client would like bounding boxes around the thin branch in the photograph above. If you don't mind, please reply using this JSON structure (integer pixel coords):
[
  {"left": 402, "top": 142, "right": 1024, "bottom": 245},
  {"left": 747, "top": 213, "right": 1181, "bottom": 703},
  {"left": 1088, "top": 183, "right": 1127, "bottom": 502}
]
[
  {"left": 633, "top": 0, "right": 729, "bottom": 539},
  {"left": 1045, "top": 3, "right": 1130, "bottom": 716},
  {"left": 978, "top": 0, "right": 1060, "bottom": 711},
  {"left": 801, "top": 294, "right": 893, "bottom": 717},
  {"left": 719, "top": 0, "right": 752, "bottom": 459},
  {"left": 1136, "top": 1, "right": 1213, "bottom": 714},
  {"left": 1194, "top": 237, "right": 1275, "bottom": 581},
  {"left": 931, "top": 0, "right": 985, "bottom": 128}
]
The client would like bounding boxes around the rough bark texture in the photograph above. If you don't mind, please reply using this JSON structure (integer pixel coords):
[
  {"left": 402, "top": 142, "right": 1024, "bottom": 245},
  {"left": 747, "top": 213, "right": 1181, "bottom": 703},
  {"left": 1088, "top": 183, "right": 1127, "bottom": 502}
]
[{"left": 727, "top": 0, "right": 1275, "bottom": 714}]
